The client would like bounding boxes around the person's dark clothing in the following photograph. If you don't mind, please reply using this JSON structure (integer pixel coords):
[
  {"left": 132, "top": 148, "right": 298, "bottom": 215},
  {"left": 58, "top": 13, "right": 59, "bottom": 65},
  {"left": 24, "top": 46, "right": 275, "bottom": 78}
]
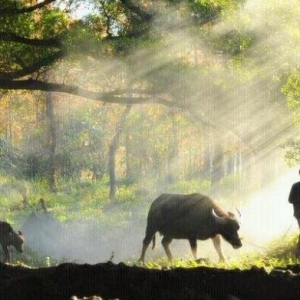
[
  {"left": 288, "top": 179, "right": 300, "bottom": 257},
  {"left": 288, "top": 181, "right": 300, "bottom": 218}
]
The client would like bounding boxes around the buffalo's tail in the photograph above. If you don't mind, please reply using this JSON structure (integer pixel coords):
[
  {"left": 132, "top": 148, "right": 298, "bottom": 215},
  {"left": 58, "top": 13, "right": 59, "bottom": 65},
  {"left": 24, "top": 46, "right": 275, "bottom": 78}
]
[{"left": 152, "top": 234, "right": 156, "bottom": 250}]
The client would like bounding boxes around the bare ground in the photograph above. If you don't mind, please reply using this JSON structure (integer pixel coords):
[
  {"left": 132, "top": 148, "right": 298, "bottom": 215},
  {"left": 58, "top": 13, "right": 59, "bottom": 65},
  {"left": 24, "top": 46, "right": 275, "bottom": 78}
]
[{"left": 1, "top": 262, "right": 300, "bottom": 300}]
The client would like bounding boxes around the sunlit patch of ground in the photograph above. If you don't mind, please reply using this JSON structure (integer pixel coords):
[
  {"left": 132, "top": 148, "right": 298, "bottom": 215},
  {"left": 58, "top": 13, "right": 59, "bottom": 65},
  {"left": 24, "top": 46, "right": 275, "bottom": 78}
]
[
  {"left": 131, "top": 231, "right": 300, "bottom": 272},
  {"left": 240, "top": 168, "right": 299, "bottom": 254}
]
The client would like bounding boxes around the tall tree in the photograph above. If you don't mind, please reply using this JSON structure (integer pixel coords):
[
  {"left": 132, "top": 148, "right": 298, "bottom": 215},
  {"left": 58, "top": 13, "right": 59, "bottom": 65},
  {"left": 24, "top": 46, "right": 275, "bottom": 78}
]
[
  {"left": 108, "top": 105, "right": 131, "bottom": 202},
  {"left": 45, "top": 91, "right": 58, "bottom": 191},
  {"left": 1, "top": 0, "right": 298, "bottom": 197}
]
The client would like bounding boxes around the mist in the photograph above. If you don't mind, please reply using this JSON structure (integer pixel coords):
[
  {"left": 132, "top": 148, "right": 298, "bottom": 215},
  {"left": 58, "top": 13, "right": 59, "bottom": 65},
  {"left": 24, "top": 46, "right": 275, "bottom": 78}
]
[
  {"left": 17, "top": 164, "right": 299, "bottom": 264},
  {"left": 9, "top": 0, "right": 300, "bottom": 265},
  {"left": 18, "top": 167, "right": 299, "bottom": 264}
]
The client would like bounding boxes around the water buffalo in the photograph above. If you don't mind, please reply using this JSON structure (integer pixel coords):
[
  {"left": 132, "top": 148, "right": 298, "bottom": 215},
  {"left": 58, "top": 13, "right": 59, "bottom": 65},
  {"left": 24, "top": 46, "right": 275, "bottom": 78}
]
[
  {"left": 0, "top": 221, "right": 24, "bottom": 263},
  {"left": 139, "top": 193, "right": 242, "bottom": 262}
]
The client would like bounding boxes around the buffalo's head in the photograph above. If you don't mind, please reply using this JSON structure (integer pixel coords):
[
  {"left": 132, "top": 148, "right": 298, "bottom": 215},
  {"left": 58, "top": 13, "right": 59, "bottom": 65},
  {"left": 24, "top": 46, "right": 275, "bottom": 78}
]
[
  {"left": 212, "top": 209, "right": 242, "bottom": 249},
  {"left": 9, "top": 230, "right": 24, "bottom": 253}
]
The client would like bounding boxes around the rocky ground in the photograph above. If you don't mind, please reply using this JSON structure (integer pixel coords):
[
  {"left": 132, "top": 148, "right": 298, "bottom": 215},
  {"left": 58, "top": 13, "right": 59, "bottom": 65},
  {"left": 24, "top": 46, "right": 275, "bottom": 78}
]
[{"left": 1, "top": 262, "right": 300, "bottom": 300}]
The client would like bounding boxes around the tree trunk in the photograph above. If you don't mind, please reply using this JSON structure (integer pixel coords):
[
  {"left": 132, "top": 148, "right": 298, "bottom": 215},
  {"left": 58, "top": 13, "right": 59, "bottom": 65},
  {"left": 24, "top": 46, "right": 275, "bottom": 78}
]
[
  {"left": 6, "top": 96, "right": 12, "bottom": 142},
  {"left": 210, "top": 132, "right": 224, "bottom": 199},
  {"left": 202, "top": 126, "right": 212, "bottom": 180},
  {"left": 165, "top": 110, "right": 178, "bottom": 184},
  {"left": 45, "top": 92, "right": 58, "bottom": 192},
  {"left": 108, "top": 105, "right": 132, "bottom": 202},
  {"left": 125, "top": 131, "right": 133, "bottom": 182}
]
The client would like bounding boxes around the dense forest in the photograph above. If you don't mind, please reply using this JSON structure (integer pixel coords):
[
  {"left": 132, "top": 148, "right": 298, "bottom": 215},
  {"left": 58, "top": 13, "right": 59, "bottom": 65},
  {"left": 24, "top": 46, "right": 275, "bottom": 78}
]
[
  {"left": 2, "top": 0, "right": 299, "bottom": 199},
  {"left": 2, "top": 0, "right": 300, "bottom": 285}
]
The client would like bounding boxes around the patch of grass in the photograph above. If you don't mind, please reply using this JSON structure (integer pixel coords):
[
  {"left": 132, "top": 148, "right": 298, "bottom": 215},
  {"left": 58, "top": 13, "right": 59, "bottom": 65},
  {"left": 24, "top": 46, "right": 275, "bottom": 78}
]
[
  {"left": 167, "top": 179, "right": 211, "bottom": 195},
  {"left": 1, "top": 174, "right": 299, "bottom": 270},
  {"left": 130, "top": 233, "right": 300, "bottom": 271}
]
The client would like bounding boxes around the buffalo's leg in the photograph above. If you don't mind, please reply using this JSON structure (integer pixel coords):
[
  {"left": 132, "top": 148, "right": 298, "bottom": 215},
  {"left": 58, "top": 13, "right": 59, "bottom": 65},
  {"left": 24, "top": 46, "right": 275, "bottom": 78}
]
[
  {"left": 139, "top": 229, "right": 155, "bottom": 263},
  {"left": 161, "top": 236, "right": 173, "bottom": 261},
  {"left": 212, "top": 235, "right": 225, "bottom": 261},
  {"left": 189, "top": 239, "right": 197, "bottom": 260}
]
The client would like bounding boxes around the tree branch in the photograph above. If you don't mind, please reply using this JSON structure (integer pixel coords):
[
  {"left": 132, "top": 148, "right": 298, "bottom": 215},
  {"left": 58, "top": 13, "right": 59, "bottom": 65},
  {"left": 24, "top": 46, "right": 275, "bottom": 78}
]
[
  {"left": 119, "top": 0, "right": 153, "bottom": 22},
  {"left": 0, "top": 51, "right": 65, "bottom": 80},
  {"left": 0, "top": 79, "right": 158, "bottom": 103},
  {"left": 0, "top": 0, "right": 55, "bottom": 16},
  {"left": 0, "top": 78, "right": 219, "bottom": 131},
  {"left": 0, "top": 32, "right": 62, "bottom": 48}
]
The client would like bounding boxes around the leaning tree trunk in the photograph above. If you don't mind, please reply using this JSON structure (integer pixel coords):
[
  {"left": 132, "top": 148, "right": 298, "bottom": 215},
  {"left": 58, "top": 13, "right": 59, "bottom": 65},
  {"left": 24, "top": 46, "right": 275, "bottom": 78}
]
[
  {"left": 45, "top": 92, "right": 58, "bottom": 192},
  {"left": 108, "top": 105, "right": 132, "bottom": 202},
  {"left": 210, "top": 132, "right": 224, "bottom": 199},
  {"left": 5, "top": 95, "right": 13, "bottom": 142},
  {"left": 165, "top": 110, "right": 178, "bottom": 184}
]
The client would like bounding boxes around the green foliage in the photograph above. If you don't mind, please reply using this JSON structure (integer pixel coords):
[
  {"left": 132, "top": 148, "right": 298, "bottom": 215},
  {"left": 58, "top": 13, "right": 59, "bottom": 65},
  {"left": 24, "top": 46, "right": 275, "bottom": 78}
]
[
  {"left": 282, "top": 72, "right": 300, "bottom": 113},
  {"left": 227, "top": 234, "right": 300, "bottom": 270},
  {"left": 1, "top": 169, "right": 299, "bottom": 270},
  {"left": 135, "top": 233, "right": 300, "bottom": 271},
  {"left": 1, "top": 0, "right": 300, "bottom": 269},
  {"left": 116, "top": 184, "right": 140, "bottom": 203},
  {"left": 167, "top": 179, "right": 211, "bottom": 194},
  {"left": 283, "top": 139, "right": 300, "bottom": 167},
  {"left": 212, "top": 30, "right": 253, "bottom": 56},
  {"left": 38, "top": 8, "right": 70, "bottom": 38},
  {"left": 56, "top": 109, "right": 106, "bottom": 180},
  {"left": 187, "top": 0, "right": 243, "bottom": 24},
  {"left": 0, "top": 138, "right": 22, "bottom": 176},
  {"left": 0, "top": 1, "right": 69, "bottom": 76},
  {"left": 281, "top": 72, "right": 300, "bottom": 166}
]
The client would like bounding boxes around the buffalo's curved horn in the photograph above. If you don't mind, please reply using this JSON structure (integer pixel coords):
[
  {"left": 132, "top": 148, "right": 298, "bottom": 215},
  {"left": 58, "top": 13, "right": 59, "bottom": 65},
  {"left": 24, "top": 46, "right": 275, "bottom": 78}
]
[
  {"left": 212, "top": 208, "right": 228, "bottom": 224},
  {"left": 18, "top": 231, "right": 23, "bottom": 235},
  {"left": 228, "top": 212, "right": 235, "bottom": 218}
]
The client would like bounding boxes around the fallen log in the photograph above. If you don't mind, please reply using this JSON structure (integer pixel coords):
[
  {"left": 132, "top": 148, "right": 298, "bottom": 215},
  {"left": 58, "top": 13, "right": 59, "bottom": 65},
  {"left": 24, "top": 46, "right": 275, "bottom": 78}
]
[{"left": 0, "top": 262, "right": 300, "bottom": 300}]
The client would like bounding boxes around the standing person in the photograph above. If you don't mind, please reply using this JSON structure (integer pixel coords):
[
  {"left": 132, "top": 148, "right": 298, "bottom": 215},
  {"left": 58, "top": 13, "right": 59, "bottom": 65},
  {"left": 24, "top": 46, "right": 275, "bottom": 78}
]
[{"left": 288, "top": 169, "right": 300, "bottom": 256}]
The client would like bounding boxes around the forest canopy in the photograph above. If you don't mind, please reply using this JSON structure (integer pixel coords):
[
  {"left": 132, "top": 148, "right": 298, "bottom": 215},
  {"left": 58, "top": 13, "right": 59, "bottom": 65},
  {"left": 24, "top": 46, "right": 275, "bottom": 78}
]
[{"left": 0, "top": 0, "right": 300, "bottom": 201}]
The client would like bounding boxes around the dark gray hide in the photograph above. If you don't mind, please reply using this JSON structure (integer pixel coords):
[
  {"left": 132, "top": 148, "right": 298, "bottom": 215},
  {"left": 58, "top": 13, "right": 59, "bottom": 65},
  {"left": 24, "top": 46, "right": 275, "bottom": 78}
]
[
  {"left": 0, "top": 221, "right": 24, "bottom": 263},
  {"left": 139, "top": 193, "right": 242, "bottom": 262},
  {"left": 21, "top": 211, "right": 63, "bottom": 258}
]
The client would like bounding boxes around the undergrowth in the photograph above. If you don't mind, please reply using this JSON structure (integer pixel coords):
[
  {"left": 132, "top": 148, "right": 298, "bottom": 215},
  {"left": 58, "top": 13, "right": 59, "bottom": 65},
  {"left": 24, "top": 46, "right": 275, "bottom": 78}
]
[
  {"left": 130, "top": 233, "right": 300, "bottom": 272},
  {"left": 1, "top": 175, "right": 300, "bottom": 271}
]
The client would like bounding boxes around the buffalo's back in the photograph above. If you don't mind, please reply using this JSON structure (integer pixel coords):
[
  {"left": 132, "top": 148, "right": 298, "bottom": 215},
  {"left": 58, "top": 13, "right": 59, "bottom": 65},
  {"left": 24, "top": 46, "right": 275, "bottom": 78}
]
[{"left": 147, "top": 193, "right": 215, "bottom": 239}]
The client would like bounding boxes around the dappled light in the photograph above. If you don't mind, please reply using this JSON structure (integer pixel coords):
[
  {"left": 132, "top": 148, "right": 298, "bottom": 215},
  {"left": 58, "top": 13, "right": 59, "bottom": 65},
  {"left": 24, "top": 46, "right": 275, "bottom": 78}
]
[
  {"left": 241, "top": 168, "right": 298, "bottom": 248},
  {"left": 1, "top": 0, "right": 300, "bottom": 299}
]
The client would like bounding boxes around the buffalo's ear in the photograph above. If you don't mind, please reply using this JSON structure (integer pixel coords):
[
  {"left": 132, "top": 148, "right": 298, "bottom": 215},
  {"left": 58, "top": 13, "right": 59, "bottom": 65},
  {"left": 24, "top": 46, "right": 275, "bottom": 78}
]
[{"left": 18, "top": 231, "right": 23, "bottom": 235}]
